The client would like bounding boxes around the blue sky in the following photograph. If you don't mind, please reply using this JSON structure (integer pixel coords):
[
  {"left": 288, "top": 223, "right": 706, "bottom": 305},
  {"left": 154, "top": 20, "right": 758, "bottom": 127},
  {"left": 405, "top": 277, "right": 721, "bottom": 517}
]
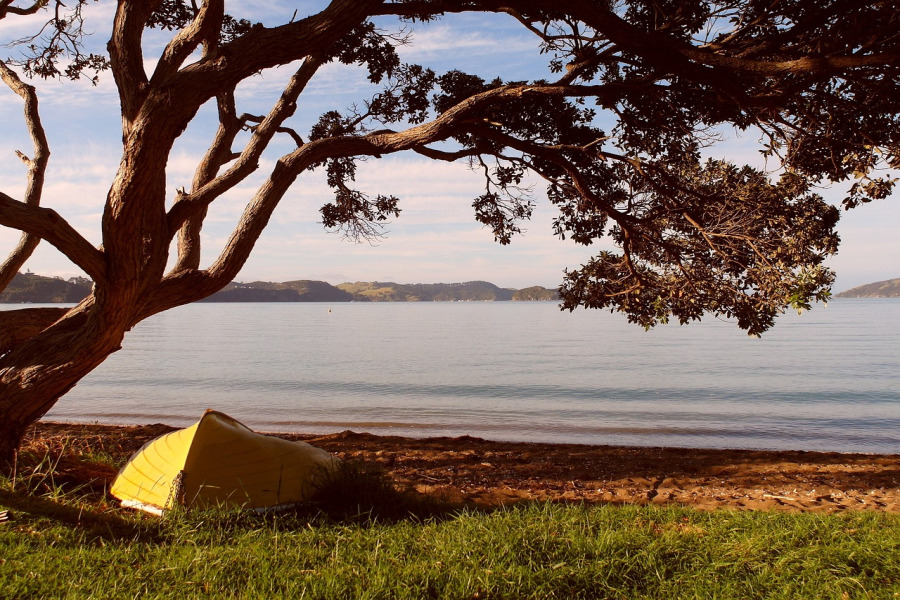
[{"left": 1, "top": 2, "right": 897, "bottom": 292}]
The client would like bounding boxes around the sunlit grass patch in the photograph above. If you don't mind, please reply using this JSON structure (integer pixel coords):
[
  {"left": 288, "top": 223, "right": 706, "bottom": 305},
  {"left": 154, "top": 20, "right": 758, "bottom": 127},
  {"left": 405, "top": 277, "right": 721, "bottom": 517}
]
[
  {"left": 2, "top": 436, "right": 899, "bottom": 599},
  {"left": 3, "top": 483, "right": 899, "bottom": 599}
]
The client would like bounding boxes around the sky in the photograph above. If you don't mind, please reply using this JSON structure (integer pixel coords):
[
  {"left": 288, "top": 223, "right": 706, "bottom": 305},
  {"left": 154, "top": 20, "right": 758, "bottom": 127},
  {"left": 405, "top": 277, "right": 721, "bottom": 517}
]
[{"left": 1, "top": 2, "right": 897, "bottom": 292}]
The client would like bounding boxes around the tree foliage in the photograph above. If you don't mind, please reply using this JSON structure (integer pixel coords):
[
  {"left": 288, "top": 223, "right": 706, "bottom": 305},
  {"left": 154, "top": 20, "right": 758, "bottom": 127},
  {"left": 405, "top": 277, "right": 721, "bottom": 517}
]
[{"left": 0, "top": 0, "right": 898, "bottom": 457}]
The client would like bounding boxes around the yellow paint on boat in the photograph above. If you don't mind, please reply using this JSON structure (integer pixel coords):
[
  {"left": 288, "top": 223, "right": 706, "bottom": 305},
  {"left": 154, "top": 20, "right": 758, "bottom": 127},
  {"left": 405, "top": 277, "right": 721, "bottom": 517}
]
[{"left": 110, "top": 410, "right": 339, "bottom": 514}]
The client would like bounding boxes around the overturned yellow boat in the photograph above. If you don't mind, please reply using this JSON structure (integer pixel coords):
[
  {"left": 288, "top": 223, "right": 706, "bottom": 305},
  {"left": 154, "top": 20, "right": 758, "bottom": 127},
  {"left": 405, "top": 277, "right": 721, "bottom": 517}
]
[{"left": 111, "top": 410, "right": 339, "bottom": 514}]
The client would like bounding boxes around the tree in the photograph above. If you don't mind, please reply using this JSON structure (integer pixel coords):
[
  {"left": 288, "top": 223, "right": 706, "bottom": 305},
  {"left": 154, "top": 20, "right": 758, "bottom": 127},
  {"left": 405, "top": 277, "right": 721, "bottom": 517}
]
[{"left": 0, "top": 0, "right": 898, "bottom": 463}]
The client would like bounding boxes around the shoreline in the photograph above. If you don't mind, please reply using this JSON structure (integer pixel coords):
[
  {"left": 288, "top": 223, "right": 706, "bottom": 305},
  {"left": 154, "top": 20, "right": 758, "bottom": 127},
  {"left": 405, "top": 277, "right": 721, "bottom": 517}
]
[
  {"left": 38, "top": 417, "right": 900, "bottom": 456},
  {"left": 28, "top": 420, "right": 900, "bottom": 513}
]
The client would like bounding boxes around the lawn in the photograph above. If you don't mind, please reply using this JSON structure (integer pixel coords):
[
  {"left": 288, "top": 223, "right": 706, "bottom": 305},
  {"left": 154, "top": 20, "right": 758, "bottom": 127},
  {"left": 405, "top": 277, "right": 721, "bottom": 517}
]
[{"left": 1, "top": 445, "right": 898, "bottom": 599}]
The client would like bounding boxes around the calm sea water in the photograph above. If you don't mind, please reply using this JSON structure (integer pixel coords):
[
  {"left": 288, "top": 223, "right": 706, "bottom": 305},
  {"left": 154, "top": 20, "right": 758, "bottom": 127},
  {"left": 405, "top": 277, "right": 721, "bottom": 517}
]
[{"left": 31, "top": 299, "right": 900, "bottom": 453}]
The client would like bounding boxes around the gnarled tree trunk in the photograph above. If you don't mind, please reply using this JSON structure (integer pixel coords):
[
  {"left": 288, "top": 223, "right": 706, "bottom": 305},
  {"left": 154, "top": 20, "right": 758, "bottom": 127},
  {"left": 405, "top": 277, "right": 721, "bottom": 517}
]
[{"left": 0, "top": 300, "right": 124, "bottom": 462}]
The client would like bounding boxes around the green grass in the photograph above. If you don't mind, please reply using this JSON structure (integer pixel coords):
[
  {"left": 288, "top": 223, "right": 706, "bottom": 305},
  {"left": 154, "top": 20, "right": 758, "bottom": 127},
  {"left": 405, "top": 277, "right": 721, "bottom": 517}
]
[
  {"left": 1, "top": 448, "right": 899, "bottom": 599},
  {"left": 2, "top": 495, "right": 899, "bottom": 598}
]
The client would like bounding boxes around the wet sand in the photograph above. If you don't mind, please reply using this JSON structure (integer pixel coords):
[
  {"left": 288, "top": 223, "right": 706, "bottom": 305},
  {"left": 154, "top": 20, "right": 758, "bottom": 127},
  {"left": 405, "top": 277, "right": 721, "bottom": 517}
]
[{"left": 28, "top": 422, "right": 900, "bottom": 513}]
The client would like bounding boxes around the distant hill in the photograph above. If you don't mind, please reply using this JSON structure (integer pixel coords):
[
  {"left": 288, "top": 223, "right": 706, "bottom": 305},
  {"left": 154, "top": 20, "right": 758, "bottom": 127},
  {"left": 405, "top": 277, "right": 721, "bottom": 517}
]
[
  {"left": 512, "top": 286, "right": 558, "bottom": 301},
  {"left": 206, "top": 280, "right": 558, "bottom": 302},
  {"left": 2, "top": 273, "right": 557, "bottom": 303},
  {"left": 199, "top": 280, "right": 354, "bottom": 302},
  {"left": 339, "top": 280, "right": 505, "bottom": 302},
  {"left": 335, "top": 281, "right": 558, "bottom": 302},
  {"left": 0, "top": 272, "right": 91, "bottom": 303},
  {"left": 836, "top": 278, "right": 900, "bottom": 298}
]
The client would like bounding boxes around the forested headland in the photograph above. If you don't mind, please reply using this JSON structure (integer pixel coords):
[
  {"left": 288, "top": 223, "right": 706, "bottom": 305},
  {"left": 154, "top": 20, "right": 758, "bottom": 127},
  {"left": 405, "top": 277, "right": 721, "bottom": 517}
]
[
  {"left": 8, "top": 271, "right": 900, "bottom": 302},
  {"left": 835, "top": 278, "right": 900, "bottom": 298},
  {"left": 0, "top": 272, "right": 558, "bottom": 303}
]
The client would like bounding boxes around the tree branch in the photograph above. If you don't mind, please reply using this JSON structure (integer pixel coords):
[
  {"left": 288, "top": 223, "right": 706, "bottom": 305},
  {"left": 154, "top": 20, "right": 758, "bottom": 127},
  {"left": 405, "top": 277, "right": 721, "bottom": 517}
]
[
  {"left": 242, "top": 115, "right": 306, "bottom": 148},
  {"left": 151, "top": 0, "right": 224, "bottom": 83},
  {"left": 108, "top": 0, "right": 161, "bottom": 135},
  {"left": 0, "top": 0, "right": 45, "bottom": 18},
  {"left": 0, "top": 191, "right": 106, "bottom": 284},
  {"left": 166, "top": 54, "right": 325, "bottom": 239},
  {"left": 172, "top": 89, "right": 240, "bottom": 273},
  {"left": 413, "top": 146, "right": 482, "bottom": 162},
  {"left": 165, "top": 0, "right": 382, "bottom": 111},
  {"left": 385, "top": 0, "right": 897, "bottom": 106},
  {"left": 0, "top": 59, "right": 50, "bottom": 293},
  {"left": 463, "top": 123, "right": 642, "bottom": 229},
  {"left": 566, "top": 1, "right": 898, "bottom": 86},
  {"left": 0, "top": 307, "right": 70, "bottom": 357},
  {"left": 161, "top": 80, "right": 645, "bottom": 302}
]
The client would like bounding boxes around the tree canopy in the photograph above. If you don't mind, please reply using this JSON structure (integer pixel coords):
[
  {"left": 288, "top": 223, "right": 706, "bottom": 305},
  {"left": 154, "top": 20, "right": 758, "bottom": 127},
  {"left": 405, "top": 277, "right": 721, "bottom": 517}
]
[{"left": 0, "top": 0, "right": 898, "bottom": 459}]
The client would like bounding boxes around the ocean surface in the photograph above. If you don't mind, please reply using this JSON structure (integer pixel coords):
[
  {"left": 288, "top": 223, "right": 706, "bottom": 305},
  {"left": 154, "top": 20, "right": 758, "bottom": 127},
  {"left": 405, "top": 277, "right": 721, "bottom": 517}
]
[{"left": 31, "top": 298, "right": 900, "bottom": 454}]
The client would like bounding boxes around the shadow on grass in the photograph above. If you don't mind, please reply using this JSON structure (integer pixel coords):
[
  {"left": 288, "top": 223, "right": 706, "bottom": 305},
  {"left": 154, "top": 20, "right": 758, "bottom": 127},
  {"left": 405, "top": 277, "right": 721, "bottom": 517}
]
[
  {"left": 156, "top": 465, "right": 473, "bottom": 540},
  {"left": 1, "top": 449, "right": 470, "bottom": 544},
  {"left": 0, "top": 486, "right": 167, "bottom": 542},
  {"left": 293, "top": 459, "right": 469, "bottom": 524},
  {"left": 0, "top": 449, "right": 168, "bottom": 542}
]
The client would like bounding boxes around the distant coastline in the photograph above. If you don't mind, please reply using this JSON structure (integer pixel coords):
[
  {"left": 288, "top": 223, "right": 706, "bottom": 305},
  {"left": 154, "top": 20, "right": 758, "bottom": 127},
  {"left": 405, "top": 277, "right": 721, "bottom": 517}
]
[
  {"left": 0, "top": 272, "right": 558, "bottom": 303},
  {"left": 6, "top": 271, "right": 898, "bottom": 303},
  {"left": 835, "top": 278, "right": 900, "bottom": 298},
  {"left": 199, "top": 279, "right": 558, "bottom": 303}
]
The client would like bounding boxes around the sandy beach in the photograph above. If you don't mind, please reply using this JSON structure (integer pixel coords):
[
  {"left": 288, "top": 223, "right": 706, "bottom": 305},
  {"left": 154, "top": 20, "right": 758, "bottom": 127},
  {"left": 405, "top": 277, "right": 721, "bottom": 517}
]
[{"left": 27, "top": 421, "right": 900, "bottom": 513}]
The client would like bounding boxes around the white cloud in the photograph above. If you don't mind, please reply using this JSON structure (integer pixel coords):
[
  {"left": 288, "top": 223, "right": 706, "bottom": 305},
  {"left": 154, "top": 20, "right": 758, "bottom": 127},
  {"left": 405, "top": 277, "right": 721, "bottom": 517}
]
[{"left": 399, "top": 24, "right": 533, "bottom": 59}]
